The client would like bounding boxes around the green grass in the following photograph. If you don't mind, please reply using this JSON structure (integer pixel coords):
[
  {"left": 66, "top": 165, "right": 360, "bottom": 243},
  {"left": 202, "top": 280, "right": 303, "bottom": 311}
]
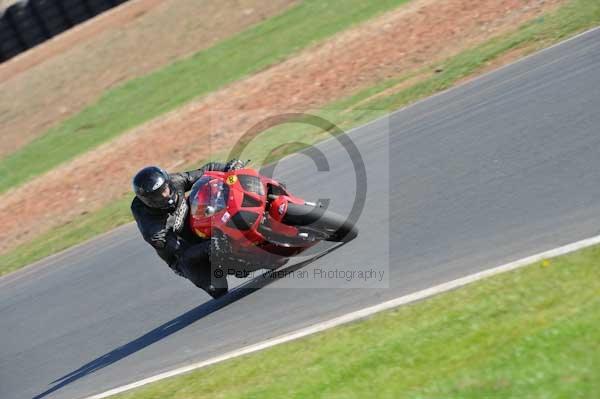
[
  {"left": 0, "top": 0, "right": 412, "bottom": 194},
  {"left": 3, "top": 0, "right": 600, "bottom": 275},
  {"left": 108, "top": 243, "right": 600, "bottom": 399}
]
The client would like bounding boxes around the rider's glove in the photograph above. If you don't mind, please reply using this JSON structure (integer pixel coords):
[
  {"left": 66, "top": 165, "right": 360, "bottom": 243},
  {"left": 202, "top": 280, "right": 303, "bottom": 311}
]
[
  {"left": 224, "top": 159, "right": 245, "bottom": 171},
  {"left": 166, "top": 214, "right": 177, "bottom": 230}
]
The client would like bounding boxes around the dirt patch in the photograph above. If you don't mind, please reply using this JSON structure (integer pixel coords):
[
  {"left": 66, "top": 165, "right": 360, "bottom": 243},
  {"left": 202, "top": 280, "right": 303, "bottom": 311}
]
[
  {"left": 0, "top": 0, "right": 298, "bottom": 157},
  {"left": 0, "top": 0, "right": 566, "bottom": 254},
  {"left": 345, "top": 70, "right": 436, "bottom": 112}
]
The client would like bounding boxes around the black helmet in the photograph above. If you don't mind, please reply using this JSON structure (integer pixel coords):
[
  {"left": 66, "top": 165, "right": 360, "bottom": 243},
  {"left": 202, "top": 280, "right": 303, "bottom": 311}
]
[{"left": 132, "top": 166, "right": 178, "bottom": 209}]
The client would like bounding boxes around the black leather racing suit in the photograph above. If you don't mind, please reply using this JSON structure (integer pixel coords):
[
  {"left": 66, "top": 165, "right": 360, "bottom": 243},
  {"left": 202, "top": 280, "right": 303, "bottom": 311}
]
[{"left": 131, "top": 162, "right": 228, "bottom": 297}]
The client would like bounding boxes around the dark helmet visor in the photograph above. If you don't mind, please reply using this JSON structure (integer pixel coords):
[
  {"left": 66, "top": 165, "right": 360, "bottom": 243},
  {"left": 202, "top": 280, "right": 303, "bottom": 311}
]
[{"left": 140, "top": 181, "right": 177, "bottom": 209}]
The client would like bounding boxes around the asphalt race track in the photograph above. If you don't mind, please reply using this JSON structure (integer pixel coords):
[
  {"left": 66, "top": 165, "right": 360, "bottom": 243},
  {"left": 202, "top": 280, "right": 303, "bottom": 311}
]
[{"left": 2, "top": 28, "right": 600, "bottom": 399}]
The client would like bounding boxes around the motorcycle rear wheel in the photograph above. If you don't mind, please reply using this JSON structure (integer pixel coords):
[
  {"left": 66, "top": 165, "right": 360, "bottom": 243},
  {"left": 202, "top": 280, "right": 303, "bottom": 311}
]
[{"left": 282, "top": 203, "right": 358, "bottom": 243}]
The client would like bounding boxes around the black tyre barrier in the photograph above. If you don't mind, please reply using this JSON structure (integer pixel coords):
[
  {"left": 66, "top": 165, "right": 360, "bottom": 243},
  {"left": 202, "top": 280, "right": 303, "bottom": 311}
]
[
  {"left": 0, "top": 12, "right": 26, "bottom": 61},
  {"left": 58, "top": 0, "right": 92, "bottom": 25},
  {"left": 85, "top": 0, "right": 114, "bottom": 16},
  {"left": 6, "top": 1, "right": 48, "bottom": 48},
  {"left": 30, "top": 0, "right": 71, "bottom": 37},
  {"left": 0, "top": 0, "right": 130, "bottom": 63}
]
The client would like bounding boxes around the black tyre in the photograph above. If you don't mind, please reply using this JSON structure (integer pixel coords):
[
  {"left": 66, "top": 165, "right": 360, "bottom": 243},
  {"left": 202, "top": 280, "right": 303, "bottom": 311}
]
[
  {"left": 59, "top": 0, "right": 92, "bottom": 25},
  {"left": 282, "top": 202, "right": 358, "bottom": 243},
  {"left": 85, "top": 0, "right": 114, "bottom": 16},
  {"left": 30, "top": 0, "right": 71, "bottom": 37},
  {"left": 6, "top": 2, "right": 48, "bottom": 49},
  {"left": 0, "top": 14, "right": 25, "bottom": 61}
]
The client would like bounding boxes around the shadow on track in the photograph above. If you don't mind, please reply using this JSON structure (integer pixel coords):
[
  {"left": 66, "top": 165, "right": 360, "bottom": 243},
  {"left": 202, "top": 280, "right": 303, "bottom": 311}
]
[{"left": 32, "top": 242, "right": 344, "bottom": 399}]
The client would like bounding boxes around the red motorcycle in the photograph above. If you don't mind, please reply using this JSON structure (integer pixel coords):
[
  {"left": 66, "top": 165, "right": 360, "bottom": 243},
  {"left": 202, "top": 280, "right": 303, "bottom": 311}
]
[{"left": 187, "top": 162, "right": 358, "bottom": 276}]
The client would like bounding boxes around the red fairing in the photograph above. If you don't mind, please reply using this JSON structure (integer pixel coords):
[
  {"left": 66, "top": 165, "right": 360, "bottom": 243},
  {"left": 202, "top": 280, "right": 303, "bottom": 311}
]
[
  {"left": 269, "top": 195, "right": 287, "bottom": 222},
  {"left": 187, "top": 167, "right": 319, "bottom": 265}
]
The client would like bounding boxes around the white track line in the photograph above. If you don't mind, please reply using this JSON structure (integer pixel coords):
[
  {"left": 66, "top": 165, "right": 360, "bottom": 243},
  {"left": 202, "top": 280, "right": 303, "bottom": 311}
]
[{"left": 82, "top": 233, "right": 600, "bottom": 399}]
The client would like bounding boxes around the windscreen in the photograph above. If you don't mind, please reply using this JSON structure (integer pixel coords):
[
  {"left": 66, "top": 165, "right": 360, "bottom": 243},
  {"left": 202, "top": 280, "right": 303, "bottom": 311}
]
[{"left": 189, "top": 176, "right": 229, "bottom": 217}]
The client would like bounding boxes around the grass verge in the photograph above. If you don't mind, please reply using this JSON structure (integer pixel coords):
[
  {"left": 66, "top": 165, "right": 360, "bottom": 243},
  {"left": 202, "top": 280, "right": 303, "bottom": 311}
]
[
  {"left": 2, "top": 0, "right": 600, "bottom": 276},
  {"left": 0, "top": 0, "right": 411, "bottom": 193},
  {"left": 109, "top": 242, "right": 600, "bottom": 398}
]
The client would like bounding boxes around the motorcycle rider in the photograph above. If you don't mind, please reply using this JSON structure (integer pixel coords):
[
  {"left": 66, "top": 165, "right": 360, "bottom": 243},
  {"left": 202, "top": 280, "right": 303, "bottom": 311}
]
[{"left": 131, "top": 159, "right": 244, "bottom": 299}]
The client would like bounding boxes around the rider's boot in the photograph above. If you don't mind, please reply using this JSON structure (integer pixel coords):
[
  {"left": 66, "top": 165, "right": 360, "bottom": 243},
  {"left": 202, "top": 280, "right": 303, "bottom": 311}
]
[{"left": 206, "top": 284, "right": 228, "bottom": 299}]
